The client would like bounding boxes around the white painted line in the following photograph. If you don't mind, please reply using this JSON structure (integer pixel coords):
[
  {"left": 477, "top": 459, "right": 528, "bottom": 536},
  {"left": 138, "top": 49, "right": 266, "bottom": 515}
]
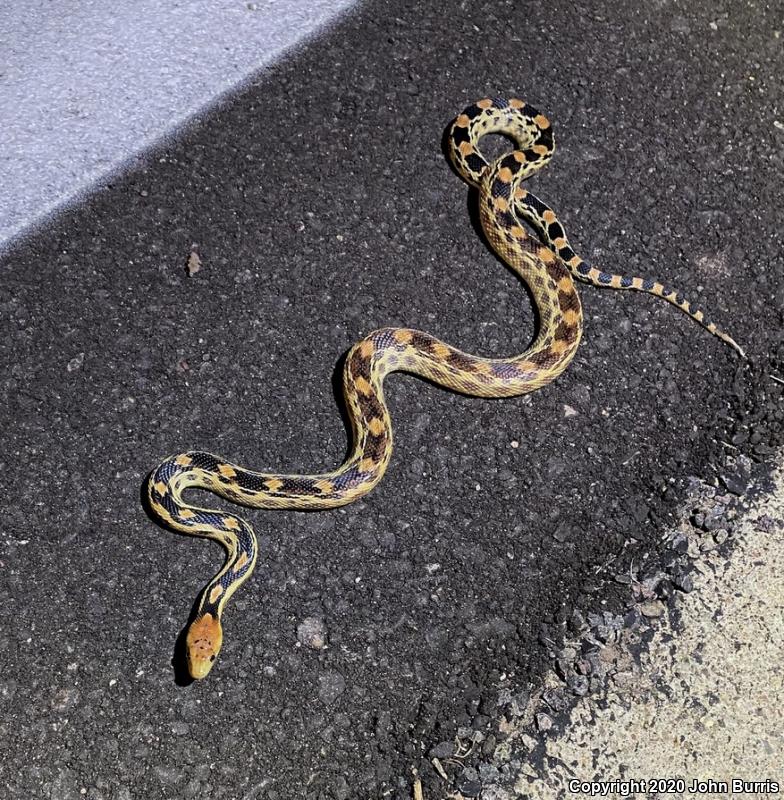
[{"left": 0, "top": 0, "right": 358, "bottom": 250}]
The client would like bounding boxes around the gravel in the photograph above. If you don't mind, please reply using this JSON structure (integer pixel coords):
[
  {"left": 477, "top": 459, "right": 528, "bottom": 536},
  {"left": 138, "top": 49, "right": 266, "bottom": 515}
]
[{"left": 485, "top": 458, "right": 784, "bottom": 799}]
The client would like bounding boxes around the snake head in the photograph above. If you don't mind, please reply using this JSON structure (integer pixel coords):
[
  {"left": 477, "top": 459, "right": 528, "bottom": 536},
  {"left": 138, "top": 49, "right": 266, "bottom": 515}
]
[{"left": 186, "top": 613, "right": 223, "bottom": 679}]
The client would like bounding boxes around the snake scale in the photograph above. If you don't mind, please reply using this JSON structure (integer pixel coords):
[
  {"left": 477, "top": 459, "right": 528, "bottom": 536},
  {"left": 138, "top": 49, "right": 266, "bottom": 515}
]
[{"left": 147, "top": 98, "right": 743, "bottom": 679}]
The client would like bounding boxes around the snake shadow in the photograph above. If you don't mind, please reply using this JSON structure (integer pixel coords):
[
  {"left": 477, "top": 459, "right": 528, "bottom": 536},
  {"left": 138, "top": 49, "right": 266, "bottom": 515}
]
[
  {"left": 325, "top": 125, "right": 553, "bottom": 440},
  {"left": 439, "top": 122, "right": 546, "bottom": 347},
  {"left": 139, "top": 477, "right": 200, "bottom": 686}
]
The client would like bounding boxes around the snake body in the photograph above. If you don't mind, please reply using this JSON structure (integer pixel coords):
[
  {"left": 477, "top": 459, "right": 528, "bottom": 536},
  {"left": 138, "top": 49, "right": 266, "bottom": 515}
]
[{"left": 148, "top": 98, "right": 742, "bottom": 679}]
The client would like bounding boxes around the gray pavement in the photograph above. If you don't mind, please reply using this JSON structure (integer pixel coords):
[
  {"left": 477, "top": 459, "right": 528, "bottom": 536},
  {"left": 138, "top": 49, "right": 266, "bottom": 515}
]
[
  {"left": 1, "top": 2, "right": 783, "bottom": 799},
  {"left": 0, "top": 0, "right": 357, "bottom": 249}
]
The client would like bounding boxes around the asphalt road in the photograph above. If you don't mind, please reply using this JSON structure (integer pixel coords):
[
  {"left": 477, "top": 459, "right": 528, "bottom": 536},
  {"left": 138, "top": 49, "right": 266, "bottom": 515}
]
[{"left": 1, "top": 1, "right": 783, "bottom": 799}]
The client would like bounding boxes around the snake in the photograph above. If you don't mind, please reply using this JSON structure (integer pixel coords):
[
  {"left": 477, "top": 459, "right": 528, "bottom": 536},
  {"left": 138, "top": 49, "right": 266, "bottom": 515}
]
[{"left": 147, "top": 97, "right": 744, "bottom": 679}]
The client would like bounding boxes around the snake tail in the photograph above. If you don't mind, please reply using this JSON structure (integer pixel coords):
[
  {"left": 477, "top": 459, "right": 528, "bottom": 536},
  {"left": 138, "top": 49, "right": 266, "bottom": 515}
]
[
  {"left": 447, "top": 97, "right": 745, "bottom": 357},
  {"left": 511, "top": 188, "right": 746, "bottom": 357}
]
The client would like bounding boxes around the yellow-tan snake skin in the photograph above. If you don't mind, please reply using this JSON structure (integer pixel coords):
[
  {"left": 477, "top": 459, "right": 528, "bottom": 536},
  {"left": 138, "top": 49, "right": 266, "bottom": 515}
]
[{"left": 147, "top": 98, "right": 743, "bottom": 679}]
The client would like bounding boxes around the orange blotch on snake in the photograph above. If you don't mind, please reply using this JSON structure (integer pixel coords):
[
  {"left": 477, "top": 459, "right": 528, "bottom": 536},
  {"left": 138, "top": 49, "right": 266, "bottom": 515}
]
[
  {"left": 209, "top": 584, "right": 224, "bottom": 604},
  {"left": 430, "top": 341, "right": 452, "bottom": 359},
  {"left": 233, "top": 552, "right": 250, "bottom": 573},
  {"left": 353, "top": 376, "right": 373, "bottom": 396},
  {"left": 497, "top": 167, "right": 513, "bottom": 183},
  {"left": 186, "top": 613, "right": 223, "bottom": 680},
  {"left": 360, "top": 455, "right": 382, "bottom": 472},
  {"left": 218, "top": 463, "right": 237, "bottom": 479},
  {"left": 368, "top": 417, "right": 386, "bottom": 436},
  {"left": 534, "top": 113, "right": 550, "bottom": 129}
]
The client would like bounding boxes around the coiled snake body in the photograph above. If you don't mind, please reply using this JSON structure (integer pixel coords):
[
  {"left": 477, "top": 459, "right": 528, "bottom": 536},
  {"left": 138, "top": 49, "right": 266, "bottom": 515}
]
[{"left": 148, "top": 98, "right": 743, "bottom": 679}]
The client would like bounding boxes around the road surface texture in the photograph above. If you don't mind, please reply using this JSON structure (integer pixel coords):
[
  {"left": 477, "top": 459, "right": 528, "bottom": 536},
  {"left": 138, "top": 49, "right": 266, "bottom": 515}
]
[{"left": 1, "top": 1, "right": 782, "bottom": 799}]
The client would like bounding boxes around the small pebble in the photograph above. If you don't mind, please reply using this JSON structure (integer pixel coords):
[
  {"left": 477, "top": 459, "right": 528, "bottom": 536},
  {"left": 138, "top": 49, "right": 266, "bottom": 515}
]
[
  {"left": 317, "top": 671, "right": 346, "bottom": 705},
  {"left": 576, "top": 658, "right": 592, "bottom": 675},
  {"left": 623, "top": 608, "right": 642, "bottom": 628},
  {"left": 703, "top": 506, "right": 728, "bottom": 532},
  {"left": 639, "top": 600, "right": 666, "bottom": 618},
  {"left": 612, "top": 670, "right": 635, "bottom": 689},
  {"left": 569, "top": 609, "right": 586, "bottom": 633},
  {"left": 458, "top": 768, "right": 482, "bottom": 798},
  {"left": 535, "top": 712, "right": 553, "bottom": 732},
  {"left": 186, "top": 250, "right": 202, "bottom": 276},
  {"left": 671, "top": 570, "right": 694, "bottom": 593},
  {"left": 568, "top": 674, "right": 589, "bottom": 696},
  {"left": 720, "top": 471, "right": 748, "bottom": 495},
  {"left": 67, "top": 353, "right": 85, "bottom": 372},
  {"left": 429, "top": 740, "right": 455, "bottom": 759},
  {"left": 297, "top": 617, "right": 328, "bottom": 649}
]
